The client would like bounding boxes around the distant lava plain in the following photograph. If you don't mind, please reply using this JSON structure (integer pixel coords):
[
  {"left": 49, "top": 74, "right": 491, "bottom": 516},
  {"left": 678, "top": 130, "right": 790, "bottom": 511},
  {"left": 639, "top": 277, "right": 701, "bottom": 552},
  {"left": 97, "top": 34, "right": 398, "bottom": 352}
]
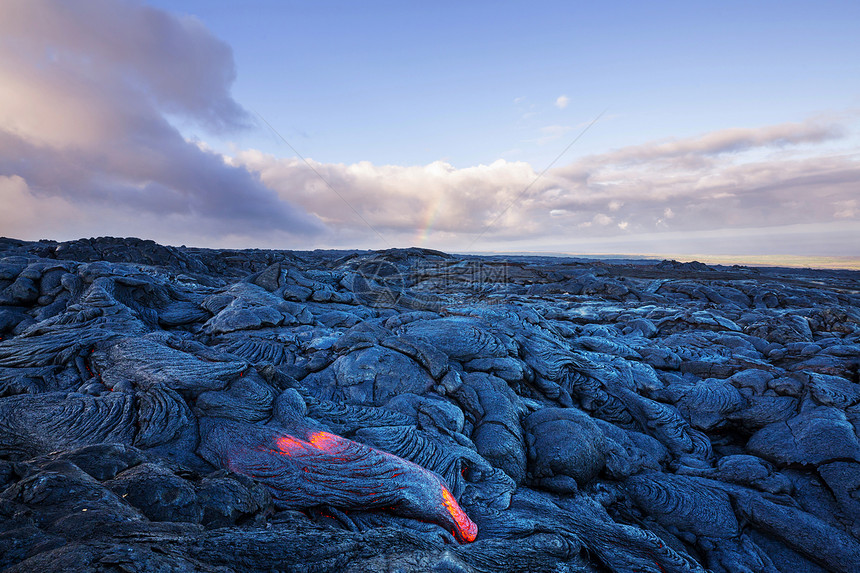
[{"left": 1, "top": 236, "right": 859, "bottom": 572}]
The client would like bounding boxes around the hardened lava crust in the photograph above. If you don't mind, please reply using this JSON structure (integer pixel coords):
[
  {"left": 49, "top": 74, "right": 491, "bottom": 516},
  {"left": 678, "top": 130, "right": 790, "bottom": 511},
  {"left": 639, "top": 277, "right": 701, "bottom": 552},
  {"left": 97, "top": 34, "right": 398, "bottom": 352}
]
[{"left": 1, "top": 236, "right": 859, "bottom": 572}]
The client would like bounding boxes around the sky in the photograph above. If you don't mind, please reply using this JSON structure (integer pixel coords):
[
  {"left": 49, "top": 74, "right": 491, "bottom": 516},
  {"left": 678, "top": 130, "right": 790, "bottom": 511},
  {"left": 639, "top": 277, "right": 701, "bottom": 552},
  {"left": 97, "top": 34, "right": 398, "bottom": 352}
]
[{"left": 1, "top": 0, "right": 859, "bottom": 261}]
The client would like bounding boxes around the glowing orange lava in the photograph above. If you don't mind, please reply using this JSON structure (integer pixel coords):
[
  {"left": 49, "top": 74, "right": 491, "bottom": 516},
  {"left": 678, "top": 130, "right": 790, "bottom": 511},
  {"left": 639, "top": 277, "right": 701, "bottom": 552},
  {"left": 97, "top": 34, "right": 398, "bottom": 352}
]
[
  {"left": 275, "top": 435, "right": 312, "bottom": 454},
  {"left": 441, "top": 486, "right": 478, "bottom": 543},
  {"left": 271, "top": 430, "right": 478, "bottom": 543},
  {"left": 276, "top": 432, "right": 344, "bottom": 456},
  {"left": 308, "top": 431, "right": 341, "bottom": 450}
]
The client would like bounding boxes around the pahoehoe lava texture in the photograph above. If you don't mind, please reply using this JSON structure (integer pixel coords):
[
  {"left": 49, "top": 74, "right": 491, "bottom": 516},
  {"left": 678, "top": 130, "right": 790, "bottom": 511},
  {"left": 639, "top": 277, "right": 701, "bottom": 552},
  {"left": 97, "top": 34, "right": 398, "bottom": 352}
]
[{"left": 1, "top": 236, "right": 860, "bottom": 572}]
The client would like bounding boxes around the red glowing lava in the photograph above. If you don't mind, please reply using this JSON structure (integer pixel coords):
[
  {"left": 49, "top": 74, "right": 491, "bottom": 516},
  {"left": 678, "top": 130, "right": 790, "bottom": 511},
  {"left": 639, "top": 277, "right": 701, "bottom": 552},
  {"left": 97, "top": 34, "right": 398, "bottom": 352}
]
[
  {"left": 275, "top": 431, "right": 348, "bottom": 457},
  {"left": 441, "top": 486, "right": 478, "bottom": 543},
  {"left": 308, "top": 431, "right": 343, "bottom": 450},
  {"left": 269, "top": 430, "right": 478, "bottom": 543},
  {"left": 275, "top": 435, "right": 312, "bottom": 454}
]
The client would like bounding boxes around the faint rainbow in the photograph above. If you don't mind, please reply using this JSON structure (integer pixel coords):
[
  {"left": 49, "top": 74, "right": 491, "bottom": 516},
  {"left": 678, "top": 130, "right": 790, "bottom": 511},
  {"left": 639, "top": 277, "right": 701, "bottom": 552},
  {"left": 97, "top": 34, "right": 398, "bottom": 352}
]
[{"left": 414, "top": 196, "right": 443, "bottom": 246}]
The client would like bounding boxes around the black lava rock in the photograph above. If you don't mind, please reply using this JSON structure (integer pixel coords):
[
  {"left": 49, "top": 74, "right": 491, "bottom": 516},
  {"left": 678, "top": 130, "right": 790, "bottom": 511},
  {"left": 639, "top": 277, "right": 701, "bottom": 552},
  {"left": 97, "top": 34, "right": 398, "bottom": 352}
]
[{"left": 1, "top": 235, "right": 859, "bottom": 572}]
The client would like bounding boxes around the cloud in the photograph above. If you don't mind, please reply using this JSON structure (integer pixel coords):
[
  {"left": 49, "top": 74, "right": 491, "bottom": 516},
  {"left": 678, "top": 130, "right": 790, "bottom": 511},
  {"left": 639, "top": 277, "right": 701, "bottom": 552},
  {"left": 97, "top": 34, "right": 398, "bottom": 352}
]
[
  {"left": 834, "top": 200, "right": 858, "bottom": 219},
  {"left": 234, "top": 152, "right": 546, "bottom": 245},
  {"left": 230, "top": 115, "right": 859, "bottom": 255},
  {"left": 535, "top": 119, "right": 859, "bottom": 251},
  {"left": 593, "top": 213, "right": 613, "bottom": 226},
  {"left": 555, "top": 95, "right": 570, "bottom": 109},
  {"left": 577, "top": 119, "right": 843, "bottom": 167},
  {"left": 0, "top": 0, "right": 322, "bottom": 244},
  {"left": 0, "top": 176, "right": 77, "bottom": 239}
]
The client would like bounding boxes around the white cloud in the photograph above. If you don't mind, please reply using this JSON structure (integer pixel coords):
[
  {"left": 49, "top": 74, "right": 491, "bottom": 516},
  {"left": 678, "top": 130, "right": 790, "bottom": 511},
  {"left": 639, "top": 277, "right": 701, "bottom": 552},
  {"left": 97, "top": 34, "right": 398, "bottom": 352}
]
[
  {"left": 0, "top": 176, "right": 78, "bottom": 239},
  {"left": 229, "top": 114, "right": 859, "bottom": 254},
  {"left": 571, "top": 119, "right": 844, "bottom": 167},
  {"left": 555, "top": 95, "right": 570, "bottom": 109},
  {"left": 235, "top": 154, "right": 546, "bottom": 243},
  {"left": 834, "top": 200, "right": 858, "bottom": 219},
  {"left": 0, "top": 0, "right": 322, "bottom": 244}
]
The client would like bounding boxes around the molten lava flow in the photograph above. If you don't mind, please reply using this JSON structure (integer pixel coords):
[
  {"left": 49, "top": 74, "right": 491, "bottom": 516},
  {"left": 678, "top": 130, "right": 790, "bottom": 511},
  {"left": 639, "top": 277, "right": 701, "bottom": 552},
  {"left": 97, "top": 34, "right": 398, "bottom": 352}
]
[
  {"left": 308, "top": 431, "right": 339, "bottom": 449},
  {"left": 278, "top": 431, "right": 478, "bottom": 542},
  {"left": 275, "top": 435, "right": 312, "bottom": 454},
  {"left": 200, "top": 419, "right": 478, "bottom": 543},
  {"left": 441, "top": 486, "right": 478, "bottom": 542},
  {"left": 276, "top": 431, "right": 350, "bottom": 459}
]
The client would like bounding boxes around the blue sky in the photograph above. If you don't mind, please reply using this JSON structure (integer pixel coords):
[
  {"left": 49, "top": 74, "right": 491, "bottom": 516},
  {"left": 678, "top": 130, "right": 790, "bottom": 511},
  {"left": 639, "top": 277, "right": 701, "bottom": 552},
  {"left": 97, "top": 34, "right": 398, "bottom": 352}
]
[
  {"left": 1, "top": 0, "right": 858, "bottom": 259},
  {"left": 154, "top": 0, "right": 860, "bottom": 166}
]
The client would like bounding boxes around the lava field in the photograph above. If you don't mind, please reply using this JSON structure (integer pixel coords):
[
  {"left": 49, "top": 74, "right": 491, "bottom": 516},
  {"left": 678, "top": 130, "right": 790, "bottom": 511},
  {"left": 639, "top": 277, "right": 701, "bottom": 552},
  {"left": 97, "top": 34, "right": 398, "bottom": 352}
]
[{"left": 1, "top": 236, "right": 859, "bottom": 572}]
